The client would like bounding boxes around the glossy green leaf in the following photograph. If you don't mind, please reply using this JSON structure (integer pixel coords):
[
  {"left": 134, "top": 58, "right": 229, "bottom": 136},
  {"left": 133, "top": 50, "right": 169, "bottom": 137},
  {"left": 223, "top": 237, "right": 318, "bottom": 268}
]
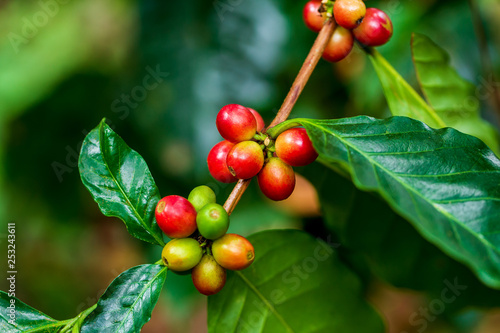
[
  {"left": 286, "top": 116, "right": 500, "bottom": 288},
  {"left": 208, "top": 229, "right": 384, "bottom": 333},
  {"left": 411, "top": 33, "right": 499, "bottom": 153},
  {"left": 81, "top": 264, "right": 167, "bottom": 333},
  {"left": 78, "top": 119, "right": 165, "bottom": 246},
  {"left": 367, "top": 48, "right": 446, "bottom": 128},
  {"left": 0, "top": 291, "right": 63, "bottom": 333},
  {"left": 305, "top": 163, "right": 500, "bottom": 311}
]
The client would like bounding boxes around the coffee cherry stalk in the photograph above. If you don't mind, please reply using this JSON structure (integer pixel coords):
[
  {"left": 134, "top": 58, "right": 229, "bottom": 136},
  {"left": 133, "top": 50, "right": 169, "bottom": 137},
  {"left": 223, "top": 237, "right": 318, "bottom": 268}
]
[
  {"left": 208, "top": 104, "right": 318, "bottom": 202},
  {"left": 155, "top": 0, "right": 393, "bottom": 296},
  {"left": 156, "top": 186, "right": 255, "bottom": 296}
]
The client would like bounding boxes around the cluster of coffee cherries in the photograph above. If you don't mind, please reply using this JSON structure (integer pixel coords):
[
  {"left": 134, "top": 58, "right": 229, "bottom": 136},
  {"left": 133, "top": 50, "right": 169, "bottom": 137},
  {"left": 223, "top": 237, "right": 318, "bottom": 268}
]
[
  {"left": 155, "top": 185, "right": 255, "bottom": 295},
  {"left": 207, "top": 104, "right": 318, "bottom": 201},
  {"left": 303, "top": 0, "right": 393, "bottom": 62}
]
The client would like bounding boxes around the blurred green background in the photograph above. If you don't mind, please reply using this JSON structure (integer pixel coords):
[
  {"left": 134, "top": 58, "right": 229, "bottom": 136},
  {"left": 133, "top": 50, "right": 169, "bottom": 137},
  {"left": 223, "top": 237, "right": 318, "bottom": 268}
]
[{"left": 0, "top": 0, "right": 499, "bottom": 332}]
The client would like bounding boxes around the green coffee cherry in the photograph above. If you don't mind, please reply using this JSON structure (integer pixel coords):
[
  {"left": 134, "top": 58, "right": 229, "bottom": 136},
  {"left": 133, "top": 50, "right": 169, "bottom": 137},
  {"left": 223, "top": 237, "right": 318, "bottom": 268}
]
[
  {"left": 161, "top": 238, "right": 203, "bottom": 271},
  {"left": 188, "top": 185, "right": 217, "bottom": 212},
  {"left": 196, "top": 203, "right": 229, "bottom": 240}
]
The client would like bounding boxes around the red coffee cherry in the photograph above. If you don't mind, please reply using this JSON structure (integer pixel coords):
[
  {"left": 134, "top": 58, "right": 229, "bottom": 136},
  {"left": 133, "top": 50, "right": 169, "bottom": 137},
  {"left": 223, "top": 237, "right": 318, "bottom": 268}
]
[
  {"left": 322, "top": 26, "right": 354, "bottom": 63},
  {"left": 207, "top": 140, "right": 238, "bottom": 183},
  {"left": 275, "top": 128, "right": 318, "bottom": 167},
  {"left": 333, "top": 0, "right": 366, "bottom": 30},
  {"left": 303, "top": 0, "right": 326, "bottom": 33},
  {"left": 248, "top": 108, "right": 266, "bottom": 132},
  {"left": 353, "top": 8, "right": 393, "bottom": 47},
  {"left": 155, "top": 195, "right": 197, "bottom": 238},
  {"left": 192, "top": 254, "right": 227, "bottom": 296},
  {"left": 161, "top": 238, "right": 202, "bottom": 271},
  {"left": 212, "top": 233, "right": 255, "bottom": 271},
  {"left": 216, "top": 104, "right": 257, "bottom": 143},
  {"left": 226, "top": 141, "right": 265, "bottom": 179},
  {"left": 257, "top": 157, "right": 296, "bottom": 201}
]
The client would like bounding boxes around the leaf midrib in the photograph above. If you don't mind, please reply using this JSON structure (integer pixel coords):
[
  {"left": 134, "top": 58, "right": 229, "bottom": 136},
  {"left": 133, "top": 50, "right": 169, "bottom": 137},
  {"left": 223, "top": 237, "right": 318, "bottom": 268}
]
[
  {"left": 235, "top": 271, "right": 295, "bottom": 333},
  {"left": 1, "top": 316, "right": 61, "bottom": 333},
  {"left": 0, "top": 293, "right": 61, "bottom": 333},
  {"left": 23, "top": 321, "right": 66, "bottom": 333},
  {"left": 301, "top": 119, "right": 500, "bottom": 258},
  {"left": 114, "top": 266, "right": 167, "bottom": 332},
  {"left": 98, "top": 123, "right": 164, "bottom": 246}
]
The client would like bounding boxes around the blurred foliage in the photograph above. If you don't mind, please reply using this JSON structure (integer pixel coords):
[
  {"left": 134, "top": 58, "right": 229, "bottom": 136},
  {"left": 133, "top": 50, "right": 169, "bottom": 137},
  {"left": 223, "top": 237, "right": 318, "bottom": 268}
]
[{"left": 0, "top": 0, "right": 499, "bottom": 331}]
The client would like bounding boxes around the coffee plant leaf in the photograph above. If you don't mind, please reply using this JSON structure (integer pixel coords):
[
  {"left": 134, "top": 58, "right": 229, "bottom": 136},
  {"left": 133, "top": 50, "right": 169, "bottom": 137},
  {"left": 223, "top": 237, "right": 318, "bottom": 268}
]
[
  {"left": 208, "top": 229, "right": 384, "bottom": 333},
  {"left": 78, "top": 119, "right": 164, "bottom": 246},
  {"left": 81, "top": 264, "right": 167, "bottom": 333},
  {"left": 292, "top": 116, "right": 500, "bottom": 289}
]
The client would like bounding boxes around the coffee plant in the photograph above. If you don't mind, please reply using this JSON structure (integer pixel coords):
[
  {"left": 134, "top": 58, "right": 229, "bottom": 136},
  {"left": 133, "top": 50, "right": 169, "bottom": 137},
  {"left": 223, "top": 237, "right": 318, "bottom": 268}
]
[{"left": 2, "top": 1, "right": 500, "bottom": 332}]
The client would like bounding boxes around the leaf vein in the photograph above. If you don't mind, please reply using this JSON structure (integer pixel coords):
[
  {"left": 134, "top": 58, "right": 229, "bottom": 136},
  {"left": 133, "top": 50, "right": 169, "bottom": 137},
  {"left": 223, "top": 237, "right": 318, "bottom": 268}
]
[
  {"left": 235, "top": 272, "right": 295, "bottom": 333},
  {"left": 300, "top": 120, "right": 500, "bottom": 258}
]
